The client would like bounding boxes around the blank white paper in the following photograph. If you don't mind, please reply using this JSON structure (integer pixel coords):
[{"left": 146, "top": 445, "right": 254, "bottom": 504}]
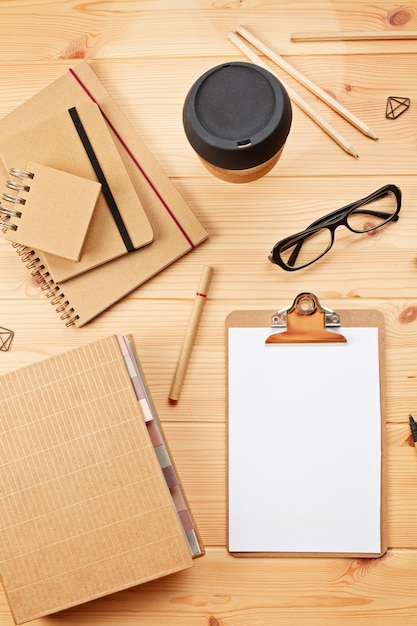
[{"left": 228, "top": 326, "right": 382, "bottom": 554}]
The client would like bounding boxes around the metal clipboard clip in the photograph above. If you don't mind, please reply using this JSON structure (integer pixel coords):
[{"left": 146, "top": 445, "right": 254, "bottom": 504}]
[{"left": 266, "top": 292, "right": 347, "bottom": 344}]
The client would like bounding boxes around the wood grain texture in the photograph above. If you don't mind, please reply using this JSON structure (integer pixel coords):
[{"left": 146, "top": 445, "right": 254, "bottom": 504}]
[
  {"left": 1, "top": 56, "right": 416, "bottom": 177},
  {"left": 0, "top": 0, "right": 417, "bottom": 624},
  {"left": 0, "top": 1, "right": 416, "bottom": 59},
  {"left": 0, "top": 547, "right": 413, "bottom": 626}
]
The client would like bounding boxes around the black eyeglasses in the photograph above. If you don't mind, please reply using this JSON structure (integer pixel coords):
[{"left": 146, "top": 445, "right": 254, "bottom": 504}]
[{"left": 269, "top": 184, "right": 402, "bottom": 271}]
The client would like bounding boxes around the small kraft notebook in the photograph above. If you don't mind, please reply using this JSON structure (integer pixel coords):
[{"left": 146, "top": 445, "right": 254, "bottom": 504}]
[
  {"left": 0, "top": 100, "right": 154, "bottom": 282},
  {"left": 226, "top": 293, "right": 387, "bottom": 558},
  {"left": 0, "top": 334, "right": 203, "bottom": 624},
  {"left": 0, "top": 162, "right": 101, "bottom": 261},
  {"left": 0, "top": 62, "right": 208, "bottom": 326}
]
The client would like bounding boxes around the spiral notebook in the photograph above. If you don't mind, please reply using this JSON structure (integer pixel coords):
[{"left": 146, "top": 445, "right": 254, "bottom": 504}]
[
  {"left": 1, "top": 162, "right": 101, "bottom": 261},
  {"left": 0, "top": 100, "right": 154, "bottom": 282},
  {"left": 0, "top": 334, "right": 203, "bottom": 624},
  {"left": 0, "top": 62, "right": 208, "bottom": 326}
]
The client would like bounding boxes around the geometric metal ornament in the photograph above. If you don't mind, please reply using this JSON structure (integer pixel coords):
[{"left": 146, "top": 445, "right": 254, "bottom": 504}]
[
  {"left": 0, "top": 327, "right": 14, "bottom": 351},
  {"left": 386, "top": 96, "right": 411, "bottom": 119}
]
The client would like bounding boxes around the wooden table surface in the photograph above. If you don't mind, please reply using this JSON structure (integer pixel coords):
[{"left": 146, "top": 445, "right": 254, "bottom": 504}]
[{"left": 1, "top": 1, "right": 417, "bottom": 624}]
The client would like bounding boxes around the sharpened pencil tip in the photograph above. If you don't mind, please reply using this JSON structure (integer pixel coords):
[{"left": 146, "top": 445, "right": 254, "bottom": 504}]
[{"left": 364, "top": 127, "right": 379, "bottom": 140}]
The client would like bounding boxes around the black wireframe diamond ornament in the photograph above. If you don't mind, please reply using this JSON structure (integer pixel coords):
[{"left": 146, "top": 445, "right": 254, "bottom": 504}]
[
  {"left": 0, "top": 327, "right": 14, "bottom": 351},
  {"left": 386, "top": 96, "right": 410, "bottom": 119}
]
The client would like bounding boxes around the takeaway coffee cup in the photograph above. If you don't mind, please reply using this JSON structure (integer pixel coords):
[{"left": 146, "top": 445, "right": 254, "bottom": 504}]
[{"left": 183, "top": 61, "right": 292, "bottom": 183}]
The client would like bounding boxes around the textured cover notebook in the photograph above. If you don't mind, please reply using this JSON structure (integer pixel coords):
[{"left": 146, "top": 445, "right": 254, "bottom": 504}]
[
  {"left": 0, "top": 335, "right": 201, "bottom": 624},
  {"left": 0, "top": 62, "right": 208, "bottom": 326},
  {"left": 0, "top": 100, "right": 154, "bottom": 282},
  {"left": 1, "top": 162, "right": 101, "bottom": 260}
]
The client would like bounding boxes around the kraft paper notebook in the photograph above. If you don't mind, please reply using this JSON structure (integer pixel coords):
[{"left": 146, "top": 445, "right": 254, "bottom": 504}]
[
  {"left": 1, "top": 162, "right": 101, "bottom": 261},
  {"left": 0, "top": 100, "right": 154, "bottom": 282},
  {"left": 0, "top": 62, "right": 208, "bottom": 327},
  {"left": 0, "top": 334, "right": 203, "bottom": 625},
  {"left": 226, "top": 293, "right": 387, "bottom": 558}
]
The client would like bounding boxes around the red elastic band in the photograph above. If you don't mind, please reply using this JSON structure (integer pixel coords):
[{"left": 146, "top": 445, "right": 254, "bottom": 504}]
[{"left": 69, "top": 68, "right": 194, "bottom": 248}]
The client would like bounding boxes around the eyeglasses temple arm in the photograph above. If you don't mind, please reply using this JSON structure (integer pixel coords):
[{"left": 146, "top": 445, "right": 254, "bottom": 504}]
[
  {"left": 350, "top": 208, "right": 395, "bottom": 219},
  {"left": 278, "top": 236, "right": 305, "bottom": 267}
]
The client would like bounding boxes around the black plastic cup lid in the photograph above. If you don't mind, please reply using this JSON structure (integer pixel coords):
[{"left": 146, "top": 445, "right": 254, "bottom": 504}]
[{"left": 183, "top": 62, "right": 292, "bottom": 170}]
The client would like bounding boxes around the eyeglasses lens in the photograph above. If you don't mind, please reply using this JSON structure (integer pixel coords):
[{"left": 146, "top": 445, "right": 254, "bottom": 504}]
[
  {"left": 280, "top": 228, "right": 332, "bottom": 269},
  {"left": 347, "top": 190, "right": 397, "bottom": 233}
]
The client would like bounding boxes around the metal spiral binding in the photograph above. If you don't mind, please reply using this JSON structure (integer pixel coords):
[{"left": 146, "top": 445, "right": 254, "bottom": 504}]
[
  {"left": 21, "top": 249, "right": 35, "bottom": 263},
  {"left": 36, "top": 269, "right": 78, "bottom": 325},
  {"left": 15, "top": 244, "right": 32, "bottom": 256},
  {"left": 55, "top": 300, "right": 68, "bottom": 312},
  {"left": 0, "top": 218, "right": 17, "bottom": 231},
  {"left": 13, "top": 247, "right": 79, "bottom": 325},
  {"left": 61, "top": 309, "right": 78, "bottom": 326},
  {"left": 0, "top": 199, "right": 22, "bottom": 230},
  {"left": 0, "top": 205, "right": 22, "bottom": 218},
  {"left": 11, "top": 242, "right": 27, "bottom": 252},
  {"left": 0, "top": 168, "right": 33, "bottom": 230},
  {"left": 6, "top": 180, "right": 31, "bottom": 193},
  {"left": 32, "top": 267, "right": 78, "bottom": 325},
  {"left": 41, "top": 277, "right": 54, "bottom": 291},
  {"left": 4, "top": 167, "right": 79, "bottom": 327},
  {"left": 51, "top": 293, "right": 64, "bottom": 306},
  {"left": 2, "top": 192, "right": 25, "bottom": 205},
  {"left": 9, "top": 168, "right": 34, "bottom": 180},
  {"left": 26, "top": 256, "right": 41, "bottom": 270}
]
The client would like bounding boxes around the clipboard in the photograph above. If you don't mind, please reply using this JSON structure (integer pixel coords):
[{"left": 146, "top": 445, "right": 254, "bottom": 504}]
[{"left": 226, "top": 293, "right": 387, "bottom": 558}]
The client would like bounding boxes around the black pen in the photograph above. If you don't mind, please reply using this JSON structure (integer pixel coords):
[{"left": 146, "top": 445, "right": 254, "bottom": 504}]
[{"left": 409, "top": 414, "right": 417, "bottom": 449}]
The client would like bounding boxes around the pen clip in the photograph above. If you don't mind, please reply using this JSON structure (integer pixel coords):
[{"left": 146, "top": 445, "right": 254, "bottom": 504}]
[{"left": 266, "top": 292, "right": 347, "bottom": 344}]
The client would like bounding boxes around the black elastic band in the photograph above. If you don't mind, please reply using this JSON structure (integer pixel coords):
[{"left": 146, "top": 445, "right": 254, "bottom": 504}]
[{"left": 68, "top": 107, "right": 135, "bottom": 253}]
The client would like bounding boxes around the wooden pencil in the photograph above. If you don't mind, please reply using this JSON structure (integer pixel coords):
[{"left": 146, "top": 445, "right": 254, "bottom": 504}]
[
  {"left": 236, "top": 25, "right": 378, "bottom": 140},
  {"left": 227, "top": 31, "right": 359, "bottom": 159},
  {"left": 168, "top": 265, "right": 214, "bottom": 404},
  {"left": 291, "top": 30, "right": 417, "bottom": 42}
]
